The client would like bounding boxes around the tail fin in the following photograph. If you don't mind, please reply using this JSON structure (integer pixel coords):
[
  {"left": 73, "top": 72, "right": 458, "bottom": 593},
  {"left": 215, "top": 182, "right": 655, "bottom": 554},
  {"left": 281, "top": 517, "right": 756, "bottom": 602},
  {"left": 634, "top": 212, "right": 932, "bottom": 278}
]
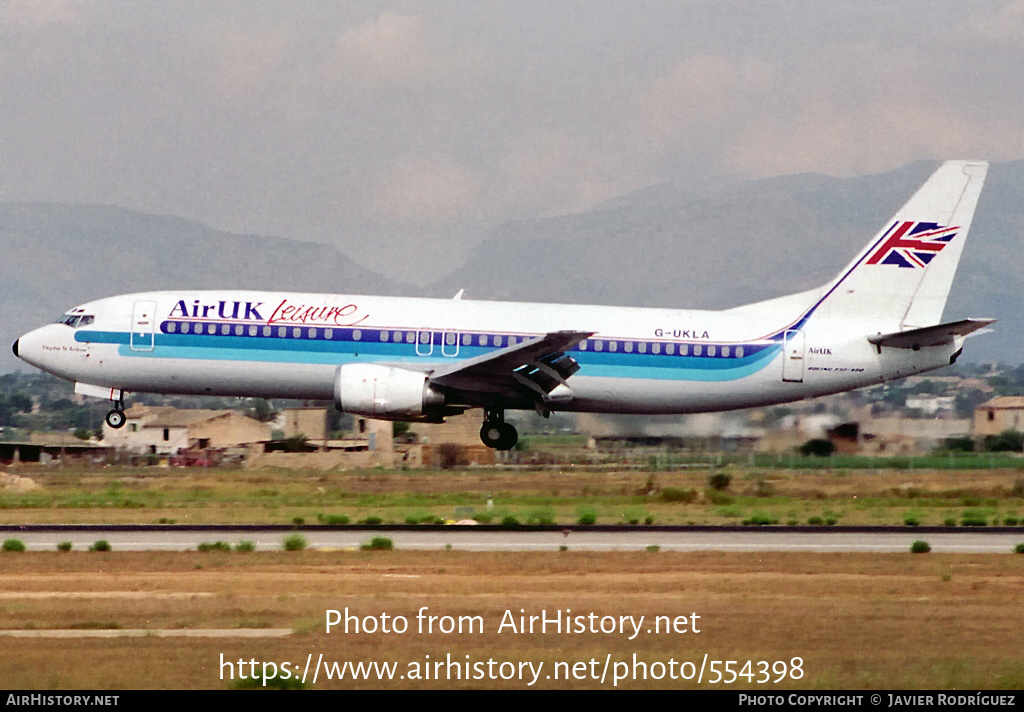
[{"left": 808, "top": 160, "right": 988, "bottom": 330}]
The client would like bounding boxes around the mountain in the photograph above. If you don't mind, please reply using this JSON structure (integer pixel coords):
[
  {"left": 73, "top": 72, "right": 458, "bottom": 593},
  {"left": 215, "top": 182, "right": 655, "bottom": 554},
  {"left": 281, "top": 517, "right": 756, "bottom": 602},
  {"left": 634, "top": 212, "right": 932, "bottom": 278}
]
[
  {"left": 432, "top": 160, "right": 1023, "bottom": 363},
  {"left": 2, "top": 160, "right": 1019, "bottom": 374},
  {"left": 0, "top": 204, "right": 404, "bottom": 370}
]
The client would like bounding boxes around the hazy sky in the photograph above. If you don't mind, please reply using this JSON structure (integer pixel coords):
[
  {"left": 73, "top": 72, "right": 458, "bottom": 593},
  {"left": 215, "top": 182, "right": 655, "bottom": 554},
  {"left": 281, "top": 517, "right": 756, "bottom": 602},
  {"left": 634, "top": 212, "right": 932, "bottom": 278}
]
[{"left": 2, "top": 1, "right": 1022, "bottom": 282}]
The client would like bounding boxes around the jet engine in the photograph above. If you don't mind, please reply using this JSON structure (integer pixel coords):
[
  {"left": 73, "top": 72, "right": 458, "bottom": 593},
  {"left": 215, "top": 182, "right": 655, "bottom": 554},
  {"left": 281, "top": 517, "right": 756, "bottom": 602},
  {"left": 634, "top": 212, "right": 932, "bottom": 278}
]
[{"left": 333, "top": 363, "right": 445, "bottom": 420}]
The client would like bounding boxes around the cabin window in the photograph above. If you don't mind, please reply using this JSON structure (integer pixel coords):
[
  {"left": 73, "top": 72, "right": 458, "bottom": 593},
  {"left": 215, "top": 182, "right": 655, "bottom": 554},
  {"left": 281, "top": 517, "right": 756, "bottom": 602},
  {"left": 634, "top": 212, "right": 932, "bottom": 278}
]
[
  {"left": 350, "top": 329, "right": 359, "bottom": 341},
  {"left": 249, "top": 325, "right": 258, "bottom": 337},
  {"left": 637, "top": 342, "right": 646, "bottom": 353},
  {"left": 694, "top": 345, "right": 703, "bottom": 356},
  {"left": 380, "top": 330, "right": 390, "bottom": 342},
  {"left": 609, "top": 341, "right": 618, "bottom": 352},
  {"left": 494, "top": 335, "right": 504, "bottom": 347},
  {"left": 308, "top": 327, "right": 317, "bottom": 339},
  {"left": 262, "top": 326, "right": 270, "bottom": 337},
  {"left": 292, "top": 327, "right": 301, "bottom": 339},
  {"left": 624, "top": 342, "right": 633, "bottom": 353},
  {"left": 665, "top": 343, "right": 674, "bottom": 355},
  {"left": 221, "top": 324, "right": 230, "bottom": 335},
  {"left": 325, "top": 328, "right": 334, "bottom": 339},
  {"left": 181, "top": 323, "right": 191, "bottom": 334},
  {"left": 207, "top": 324, "right": 217, "bottom": 334},
  {"left": 445, "top": 332, "right": 456, "bottom": 345},
  {"left": 479, "top": 335, "right": 488, "bottom": 346},
  {"left": 235, "top": 325, "right": 244, "bottom": 336},
  {"left": 405, "top": 332, "right": 415, "bottom": 343},
  {"left": 277, "top": 326, "right": 287, "bottom": 338},
  {"left": 708, "top": 345, "right": 716, "bottom": 357},
  {"left": 578, "top": 340, "right": 587, "bottom": 351},
  {"left": 679, "top": 344, "right": 688, "bottom": 355},
  {"left": 721, "top": 346, "right": 730, "bottom": 358},
  {"left": 594, "top": 340, "right": 603, "bottom": 352},
  {"left": 166, "top": 322, "right": 176, "bottom": 333},
  {"left": 652, "top": 342, "right": 661, "bottom": 354},
  {"left": 736, "top": 346, "right": 744, "bottom": 358}
]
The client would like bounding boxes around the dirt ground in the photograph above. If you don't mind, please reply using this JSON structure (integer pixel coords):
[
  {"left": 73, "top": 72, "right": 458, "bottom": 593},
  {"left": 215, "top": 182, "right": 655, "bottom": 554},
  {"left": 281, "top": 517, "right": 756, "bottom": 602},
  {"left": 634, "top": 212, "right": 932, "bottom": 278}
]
[{"left": 0, "top": 550, "right": 1021, "bottom": 689}]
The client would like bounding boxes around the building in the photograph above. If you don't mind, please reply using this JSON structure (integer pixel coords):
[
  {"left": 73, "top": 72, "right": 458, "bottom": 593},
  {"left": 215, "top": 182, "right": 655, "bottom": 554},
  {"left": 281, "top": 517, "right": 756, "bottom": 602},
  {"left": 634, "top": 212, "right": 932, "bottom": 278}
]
[
  {"left": 280, "top": 407, "right": 328, "bottom": 441},
  {"left": 246, "top": 410, "right": 495, "bottom": 469},
  {"left": 103, "top": 405, "right": 271, "bottom": 456},
  {"left": 0, "top": 433, "right": 112, "bottom": 465},
  {"left": 974, "top": 397, "right": 1024, "bottom": 437}
]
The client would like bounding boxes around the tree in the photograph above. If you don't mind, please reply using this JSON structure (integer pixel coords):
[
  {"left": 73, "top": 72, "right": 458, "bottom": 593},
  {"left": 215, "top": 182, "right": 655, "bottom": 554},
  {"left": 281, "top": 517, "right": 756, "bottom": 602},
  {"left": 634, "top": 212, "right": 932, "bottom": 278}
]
[
  {"left": 799, "top": 438, "right": 835, "bottom": 457},
  {"left": 984, "top": 429, "right": 1024, "bottom": 453},
  {"left": 251, "top": 399, "right": 276, "bottom": 422}
]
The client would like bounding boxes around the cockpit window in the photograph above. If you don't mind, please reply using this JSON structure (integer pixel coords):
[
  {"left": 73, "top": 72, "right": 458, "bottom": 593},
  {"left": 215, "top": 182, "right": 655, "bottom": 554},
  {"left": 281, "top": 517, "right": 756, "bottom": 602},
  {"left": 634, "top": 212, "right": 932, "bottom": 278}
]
[{"left": 56, "top": 314, "right": 94, "bottom": 328}]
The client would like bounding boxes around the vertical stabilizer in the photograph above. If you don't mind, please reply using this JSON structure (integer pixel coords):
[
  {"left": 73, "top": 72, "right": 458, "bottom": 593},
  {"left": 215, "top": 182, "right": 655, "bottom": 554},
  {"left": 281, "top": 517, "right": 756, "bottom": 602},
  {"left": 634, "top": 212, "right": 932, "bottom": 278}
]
[{"left": 806, "top": 161, "right": 987, "bottom": 331}]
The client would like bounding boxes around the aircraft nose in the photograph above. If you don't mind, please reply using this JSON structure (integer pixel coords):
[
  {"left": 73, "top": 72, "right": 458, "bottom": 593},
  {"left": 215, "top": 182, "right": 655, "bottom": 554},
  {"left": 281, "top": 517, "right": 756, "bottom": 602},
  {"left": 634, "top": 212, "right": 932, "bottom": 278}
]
[{"left": 12, "top": 339, "right": 18, "bottom": 358}]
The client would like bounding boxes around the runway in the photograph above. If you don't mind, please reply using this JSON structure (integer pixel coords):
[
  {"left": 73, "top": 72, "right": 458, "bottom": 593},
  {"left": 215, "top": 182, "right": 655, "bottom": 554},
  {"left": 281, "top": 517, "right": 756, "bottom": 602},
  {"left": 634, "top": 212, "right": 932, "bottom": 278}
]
[{"left": 4, "top": 527, "right": 1023, "bottom": 553}]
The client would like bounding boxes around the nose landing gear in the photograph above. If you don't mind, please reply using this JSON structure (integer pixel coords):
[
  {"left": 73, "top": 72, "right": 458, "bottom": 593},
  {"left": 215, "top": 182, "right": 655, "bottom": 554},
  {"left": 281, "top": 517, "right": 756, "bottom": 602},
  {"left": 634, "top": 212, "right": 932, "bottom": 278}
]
[{"left": 105, "top": 390, "right": 127, "bottom": 429}]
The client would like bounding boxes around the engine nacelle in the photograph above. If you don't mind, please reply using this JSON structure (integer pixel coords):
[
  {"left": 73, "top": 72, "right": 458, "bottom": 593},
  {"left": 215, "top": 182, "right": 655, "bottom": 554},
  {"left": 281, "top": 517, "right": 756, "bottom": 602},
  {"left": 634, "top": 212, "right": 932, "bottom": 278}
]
[{"left": 334, "top": 363, "right": 444, "bottom": 419}]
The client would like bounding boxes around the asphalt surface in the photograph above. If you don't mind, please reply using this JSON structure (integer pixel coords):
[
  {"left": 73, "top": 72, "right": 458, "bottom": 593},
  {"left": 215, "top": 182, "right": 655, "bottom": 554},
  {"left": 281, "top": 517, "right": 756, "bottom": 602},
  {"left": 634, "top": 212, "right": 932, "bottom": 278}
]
[{"left": 3, "top": 527, "right": 1023, "bottom": 553}]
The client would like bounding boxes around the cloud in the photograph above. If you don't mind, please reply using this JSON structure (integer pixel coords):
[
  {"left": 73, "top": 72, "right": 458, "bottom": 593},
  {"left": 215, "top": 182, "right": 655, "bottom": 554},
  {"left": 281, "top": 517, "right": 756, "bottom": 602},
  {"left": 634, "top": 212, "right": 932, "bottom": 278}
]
[
  {"left": 489, "top": 128, "right": 659, "bottom": 220},
  {"left": 1, "top": 0, "right": 81, "bottom": 31},
  {"left": 972, "top": 0, "right": 1024, "bottom": 41},
  {"left": 329, "top": 11, "right": 484, "bottom": 92},
  {"left": 192, "top": 20, "right": 296, "bottom": 103},
  {"left": 368, "top": 156, "right": 485, "bottom": 225},
  {"left": 720, "top": 42, "right": 1023, "bottom": 178},
  {"left": 632, "top": 55, "right": 776, "bottom": 146},
  {"left": 626, "top": 42, "right": 1024, "bottom": 181}
]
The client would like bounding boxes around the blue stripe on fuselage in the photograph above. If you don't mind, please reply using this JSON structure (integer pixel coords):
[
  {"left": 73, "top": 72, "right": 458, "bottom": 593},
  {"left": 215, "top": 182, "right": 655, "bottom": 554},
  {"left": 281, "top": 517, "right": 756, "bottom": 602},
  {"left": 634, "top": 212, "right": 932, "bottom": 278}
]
[{"left": 80, "top": 328, "right": 780, "bottom": 382}]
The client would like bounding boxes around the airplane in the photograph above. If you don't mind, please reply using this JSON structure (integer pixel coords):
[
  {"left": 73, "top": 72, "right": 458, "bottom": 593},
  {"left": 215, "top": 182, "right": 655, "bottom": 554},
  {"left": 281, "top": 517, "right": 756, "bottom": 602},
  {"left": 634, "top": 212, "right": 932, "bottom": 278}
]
[{"left": 12, "top": 160, "right": 992, "bottom": 450}]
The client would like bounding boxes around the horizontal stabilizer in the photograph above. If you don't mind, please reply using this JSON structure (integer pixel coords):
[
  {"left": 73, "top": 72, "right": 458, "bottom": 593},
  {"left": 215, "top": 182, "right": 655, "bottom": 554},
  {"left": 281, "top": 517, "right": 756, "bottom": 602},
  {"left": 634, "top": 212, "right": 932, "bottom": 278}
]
[{"left": 867, "top": 319, "right": 995, "bottom": 350}]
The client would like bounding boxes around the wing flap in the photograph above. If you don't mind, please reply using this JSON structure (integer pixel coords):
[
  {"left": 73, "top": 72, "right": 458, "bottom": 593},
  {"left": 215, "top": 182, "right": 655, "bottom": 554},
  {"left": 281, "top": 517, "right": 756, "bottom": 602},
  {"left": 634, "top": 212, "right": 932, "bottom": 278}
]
[
  {"left": 429, "top": 330, "right": 593, "bottom": 395},
  {"left": 867, "top": 318, "right": 995, "bottom": 349}
]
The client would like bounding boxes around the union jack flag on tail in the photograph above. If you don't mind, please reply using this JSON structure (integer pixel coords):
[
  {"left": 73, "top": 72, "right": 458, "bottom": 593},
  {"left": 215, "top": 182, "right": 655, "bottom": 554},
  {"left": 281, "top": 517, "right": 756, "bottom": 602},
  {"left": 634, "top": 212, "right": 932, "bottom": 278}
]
[{"left": 865, "top": 221, "right": 959, "bottom": 268}]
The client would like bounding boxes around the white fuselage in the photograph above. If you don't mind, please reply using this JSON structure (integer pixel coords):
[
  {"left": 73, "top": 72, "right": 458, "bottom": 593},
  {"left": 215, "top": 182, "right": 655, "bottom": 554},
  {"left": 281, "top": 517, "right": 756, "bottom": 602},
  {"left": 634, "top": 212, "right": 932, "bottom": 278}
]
[{"left": 14, "top": 289, "right": 958, "bottom": 415}]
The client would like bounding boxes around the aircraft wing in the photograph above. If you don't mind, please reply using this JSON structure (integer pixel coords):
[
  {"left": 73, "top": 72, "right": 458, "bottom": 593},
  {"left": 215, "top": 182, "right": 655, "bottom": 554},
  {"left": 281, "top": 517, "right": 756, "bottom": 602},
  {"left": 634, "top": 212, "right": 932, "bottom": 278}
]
[
  {"left": 867, "top": 319, "right": 996, "bottom": 349},
  {"left": 428, "top": 330, "right": 593, "bottom": 397}
]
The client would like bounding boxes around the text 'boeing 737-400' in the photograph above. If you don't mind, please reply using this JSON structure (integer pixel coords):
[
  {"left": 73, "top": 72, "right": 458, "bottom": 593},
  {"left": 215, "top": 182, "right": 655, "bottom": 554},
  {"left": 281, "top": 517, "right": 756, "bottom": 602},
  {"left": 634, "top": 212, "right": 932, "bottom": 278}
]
[{"left": 14, "top": 161, "right": 993, "bottom": 450}]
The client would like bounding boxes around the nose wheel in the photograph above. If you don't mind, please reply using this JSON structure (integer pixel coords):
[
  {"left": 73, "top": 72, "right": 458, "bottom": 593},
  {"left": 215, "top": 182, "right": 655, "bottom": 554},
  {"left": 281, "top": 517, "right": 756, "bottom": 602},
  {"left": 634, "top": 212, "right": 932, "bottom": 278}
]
[
  {"left": 105, "top": 390, "right": 127, "bottom": 429},
  {"left": 480, "top": 411, "right": 518, "bottom": 450}
]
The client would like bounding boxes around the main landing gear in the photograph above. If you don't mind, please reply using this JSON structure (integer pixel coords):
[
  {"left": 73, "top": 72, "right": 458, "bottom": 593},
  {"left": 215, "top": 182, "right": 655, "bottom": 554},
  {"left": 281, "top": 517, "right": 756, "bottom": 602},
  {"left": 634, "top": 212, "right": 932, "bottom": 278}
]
[
  {"left": 105, "top": 390, "right": 127, "bottom": 429},
  {"left": 479, "top": 410, "right": 518, "bottom": 451}
]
